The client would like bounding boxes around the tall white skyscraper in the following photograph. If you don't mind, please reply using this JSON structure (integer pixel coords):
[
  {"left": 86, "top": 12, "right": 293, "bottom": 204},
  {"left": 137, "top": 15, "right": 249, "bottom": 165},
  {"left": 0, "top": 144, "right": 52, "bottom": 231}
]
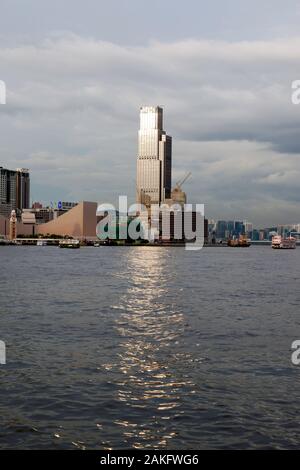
[{"left": 137, "top": 106, "right": 172, "bottom": 206}]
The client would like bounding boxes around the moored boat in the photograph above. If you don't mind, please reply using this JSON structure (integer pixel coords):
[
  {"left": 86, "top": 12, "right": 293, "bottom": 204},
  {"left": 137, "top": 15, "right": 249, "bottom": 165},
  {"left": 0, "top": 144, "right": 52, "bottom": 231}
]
[
  {"left": 37, "top": 240, "right": 47, "bottom": 246},
  {"left": 272, "top": 235, "right": 296, "bottom": 249},
  {"left": 59, "top": 239, "right": 80, "bottom": 249}
]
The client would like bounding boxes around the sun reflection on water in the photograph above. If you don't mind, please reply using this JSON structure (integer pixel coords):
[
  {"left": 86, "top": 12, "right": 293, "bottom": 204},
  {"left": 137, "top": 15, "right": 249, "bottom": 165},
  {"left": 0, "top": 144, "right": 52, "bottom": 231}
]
[{"left": 112, "top": 248, "right": 195, "bottom": 449}]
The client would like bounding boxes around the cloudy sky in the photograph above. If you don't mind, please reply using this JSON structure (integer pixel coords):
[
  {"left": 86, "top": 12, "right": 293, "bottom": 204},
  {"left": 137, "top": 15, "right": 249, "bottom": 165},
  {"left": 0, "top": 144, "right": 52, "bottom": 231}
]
[{"left": 1, "top": 0, "right": 300, "bottom": 226}]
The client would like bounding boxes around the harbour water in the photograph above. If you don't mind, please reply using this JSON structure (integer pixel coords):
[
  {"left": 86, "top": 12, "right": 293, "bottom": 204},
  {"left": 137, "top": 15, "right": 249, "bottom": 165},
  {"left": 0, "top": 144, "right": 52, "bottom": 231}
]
[{"left": 0, "top": 246, "right": 300, "bottom": 449}]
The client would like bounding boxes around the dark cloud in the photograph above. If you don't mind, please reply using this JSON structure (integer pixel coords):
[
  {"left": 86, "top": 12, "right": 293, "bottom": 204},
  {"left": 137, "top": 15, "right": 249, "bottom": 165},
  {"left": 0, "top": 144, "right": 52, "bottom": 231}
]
[{"left": 0, "top": 35, "right": 300, "bottom": 225}]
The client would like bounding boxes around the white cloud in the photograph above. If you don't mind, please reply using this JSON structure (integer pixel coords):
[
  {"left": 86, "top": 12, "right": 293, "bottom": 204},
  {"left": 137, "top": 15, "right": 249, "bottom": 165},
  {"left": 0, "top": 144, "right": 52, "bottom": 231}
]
[{"left": 0, "top": 34, "right": 300, "bottom": 225}]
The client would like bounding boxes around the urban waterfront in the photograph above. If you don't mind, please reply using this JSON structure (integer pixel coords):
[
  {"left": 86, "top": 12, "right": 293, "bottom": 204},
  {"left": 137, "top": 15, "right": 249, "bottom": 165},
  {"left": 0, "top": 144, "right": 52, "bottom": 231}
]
[{"left": 0, "top": 246, "right": 300, "bottom": 449}]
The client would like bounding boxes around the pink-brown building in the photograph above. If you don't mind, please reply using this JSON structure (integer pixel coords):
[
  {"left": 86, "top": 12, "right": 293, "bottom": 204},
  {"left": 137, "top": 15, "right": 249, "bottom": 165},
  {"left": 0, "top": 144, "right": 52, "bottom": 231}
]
[{"left": 0, "top": 201, "right": 98, "bottom": 239}]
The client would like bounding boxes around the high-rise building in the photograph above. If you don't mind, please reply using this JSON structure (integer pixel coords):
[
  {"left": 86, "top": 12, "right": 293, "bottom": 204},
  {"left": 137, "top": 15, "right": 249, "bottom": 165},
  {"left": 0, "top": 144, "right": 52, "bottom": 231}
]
[
  {"left": 137, "top": 106, "right": 172, "bottom": 206},
  {"left": 0, "top": 167, "right": 17, "bottom": 218},
  {"left": 16, "top": 168, "right": 30, "bottom": 211},
  {"left": 0, "top": 167, "right": 30, "bottom": 218}
]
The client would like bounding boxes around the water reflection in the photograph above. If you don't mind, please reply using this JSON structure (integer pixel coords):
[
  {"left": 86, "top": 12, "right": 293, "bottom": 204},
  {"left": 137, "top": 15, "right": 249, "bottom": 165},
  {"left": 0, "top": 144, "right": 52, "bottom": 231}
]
[{"left": 112, "top": 248, "right": 195, "bottom": 449}]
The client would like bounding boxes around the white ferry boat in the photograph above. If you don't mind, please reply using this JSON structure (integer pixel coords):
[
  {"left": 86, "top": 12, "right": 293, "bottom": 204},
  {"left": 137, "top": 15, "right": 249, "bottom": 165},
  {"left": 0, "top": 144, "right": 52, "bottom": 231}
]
[
  {"left": 37, "top": 240, "right": 47, "bottom": 246},
  {"left": 59, "top": 239, "right": 80, "bottom": 249},
  {"left": 271, "top": 235, "right": 296, "bottom": 250}
]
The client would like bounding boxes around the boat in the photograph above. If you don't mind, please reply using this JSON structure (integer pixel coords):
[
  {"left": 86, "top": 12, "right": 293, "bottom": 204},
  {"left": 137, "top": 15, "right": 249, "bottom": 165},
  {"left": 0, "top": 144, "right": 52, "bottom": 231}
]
[
  {"left": 272, "top": 235, "right": 296, "bottom": 249},
  {"left": 228, "top": 234, "right": 251, "bottom": 247},
  {"left": 37, "top": 240, "right": 47, "bottom": 246},
  {"left": 59, "top": 239, "right": 80, "bottom": 249}
]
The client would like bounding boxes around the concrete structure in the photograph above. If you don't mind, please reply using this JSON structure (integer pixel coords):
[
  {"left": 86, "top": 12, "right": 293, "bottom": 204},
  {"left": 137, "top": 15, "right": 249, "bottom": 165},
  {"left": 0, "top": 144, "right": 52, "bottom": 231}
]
[
  {"left": 0, "top": 201, "right": 97, "bottom": 239},
  {"left": 37, "top": 201, "right": 98, "bottom": 238},
  {"left": 137, "top": 106, "right": 172, "bottom": 206},
  {"left": 23, "top": 201, "right": 78, "bottom": 225}
]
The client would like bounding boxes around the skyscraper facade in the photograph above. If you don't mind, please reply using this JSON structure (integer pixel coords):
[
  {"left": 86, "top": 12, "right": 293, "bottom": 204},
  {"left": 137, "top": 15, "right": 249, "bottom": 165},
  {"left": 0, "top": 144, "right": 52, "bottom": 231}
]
[
  {"left": 16, "top": 168, "right": 30, "bottom": 211},
  {"left": 0, "top": 167, "right": 17, "bottom": 218},
  {"left": 0, "top": 167, "right": 30, "bottom": 218},
  {"left": 137, "top": 106, "right": 172, "bottom": 206}
]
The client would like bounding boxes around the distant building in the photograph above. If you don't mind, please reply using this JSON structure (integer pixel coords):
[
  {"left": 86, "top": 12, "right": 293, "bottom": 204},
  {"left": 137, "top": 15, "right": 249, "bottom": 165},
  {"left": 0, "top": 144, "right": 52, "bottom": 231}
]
[
  {"left": 9, "top": 210, "right": 17, "bottom": 240},
  {"left": 216, "top": 220, "right": 227, "bottom": 239},
  {"left": 214, "top": 219, "right": 253, "bottom": 240},
  {"left": 137, "top": 106, "right": 172, "bottom": 206},
  {"left": 16, "top": 168, "right": 30, "bottom": 211},
  {"left": 32, "top": 202, "right": 43, "bottom": 209},
  {"left": 0, "top": 167, "right": 17, "bottom": 218},
  {"left": 0, "top": 167, "right": 30, "bottom": 218},
  {"left": 252, "top": 229, "right": 260, "bottom": 241},
  {"left": 244, "top": 221, "right": 253, "bottom": 238},
  {"left": 23, "top": 201, "right": 78, "bottom": 224},
  {"left": 37, "top": 201, "right": 97, "bottom": 239},
  {"left": 234, "top": 221, "right": 244, "bottom": 237},
  {"left": 0, "top": 201, "right": 96, "bottom": 238}
]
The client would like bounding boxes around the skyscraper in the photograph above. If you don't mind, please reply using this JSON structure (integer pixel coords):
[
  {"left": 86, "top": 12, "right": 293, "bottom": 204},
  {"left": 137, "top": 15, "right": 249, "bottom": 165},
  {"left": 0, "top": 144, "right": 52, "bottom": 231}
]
[
  {"left": 16, "top": 168, "right": 30, "bottom": 211},
  {"left": 137, "top": 106, "right": 172, "bottom": 206},
  {"left": 0, "top": 167, "right": 17, "bottom": 218},
  {"left": 0, "top": 167, "right": 30, "bottom": 218}
]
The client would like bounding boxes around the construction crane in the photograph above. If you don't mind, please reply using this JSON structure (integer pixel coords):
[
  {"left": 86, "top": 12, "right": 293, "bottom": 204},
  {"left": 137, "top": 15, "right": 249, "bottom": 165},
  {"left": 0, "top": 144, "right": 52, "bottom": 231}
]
[
  {"left": 171, "top": 171, "right": 192, "bottom": 206},
  {"left": 175, "top": 171, "right": 192, "bottom": 190}
]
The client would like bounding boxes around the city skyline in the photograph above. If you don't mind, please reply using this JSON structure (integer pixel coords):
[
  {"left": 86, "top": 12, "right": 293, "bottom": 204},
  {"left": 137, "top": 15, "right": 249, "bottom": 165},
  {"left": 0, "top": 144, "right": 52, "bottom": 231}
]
[
  {"left": 1, "top": 1, "right": 300, "bottom": 225},
  {"left": 1, "top": 95, "right": 300, "bottom": 231}
]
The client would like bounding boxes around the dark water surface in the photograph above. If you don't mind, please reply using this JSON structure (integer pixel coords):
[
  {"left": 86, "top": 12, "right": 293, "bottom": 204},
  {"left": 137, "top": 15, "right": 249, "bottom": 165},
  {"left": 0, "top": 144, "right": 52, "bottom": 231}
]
[{"left": 0, "top": 246, "right": 300, "bottom": 449}]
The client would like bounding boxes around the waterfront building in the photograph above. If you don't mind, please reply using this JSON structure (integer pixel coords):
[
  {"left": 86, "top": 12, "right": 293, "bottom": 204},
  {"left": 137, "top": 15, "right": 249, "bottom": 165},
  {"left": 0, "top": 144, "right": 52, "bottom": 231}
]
[
  {"left": 0, "top": 167, "right": 17, "bottom": 218},
  {"left": 214, "top": 220, "right": 253, "bottom": 241},
  {"left": 234, "top": 221, "right": 244, "bottom": 237},
  {"left": 216, "top": 220, "right": 227, "bottom": 239},
  {"left": 16, "top": 168, "right": 30, "bottom": 211},
  {"left": 22, "top": 201, "right": 78, "bottom": 225},
  {"left": 0, "top": 167, "right": 30, "bottom": 218},
  {"left": 243, "top": 221, "right": 253, "bottom": 239},
  {"left": 0, "top": 201, "right": 97, "bottom": 239},
  {"left": 252, "top": 229, "right": 260, "bottom": 241},
  {"left": 36, "top": 201, "right": 98, "bottom": 239},
  {"left": 259, "top": 230, "right": 266, "bottom": 241},
  {"left": 136, "top": 106, "right": 172, "bottom": 206}
]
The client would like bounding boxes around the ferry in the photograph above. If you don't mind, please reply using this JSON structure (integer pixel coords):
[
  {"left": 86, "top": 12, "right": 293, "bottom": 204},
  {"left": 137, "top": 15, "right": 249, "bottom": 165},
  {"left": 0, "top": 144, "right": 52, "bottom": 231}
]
[
  {"left": 228, "top": 234, "right": 251, "bottom": 247},
  {"left": 37, "top": 240, "right": 47, "bottom": 246},
  {"left": 59, "top": 239, "right": 80, "bottom": 249},
  {"left": 271, "top": 235, "right": 296, "bottom": 250}
]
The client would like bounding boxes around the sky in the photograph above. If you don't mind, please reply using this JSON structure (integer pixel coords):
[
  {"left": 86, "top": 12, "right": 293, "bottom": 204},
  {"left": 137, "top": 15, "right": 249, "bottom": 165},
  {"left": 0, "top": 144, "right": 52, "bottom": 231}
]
[{"left": 1, "top": 0, "right": 300, "bottom": 226}]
